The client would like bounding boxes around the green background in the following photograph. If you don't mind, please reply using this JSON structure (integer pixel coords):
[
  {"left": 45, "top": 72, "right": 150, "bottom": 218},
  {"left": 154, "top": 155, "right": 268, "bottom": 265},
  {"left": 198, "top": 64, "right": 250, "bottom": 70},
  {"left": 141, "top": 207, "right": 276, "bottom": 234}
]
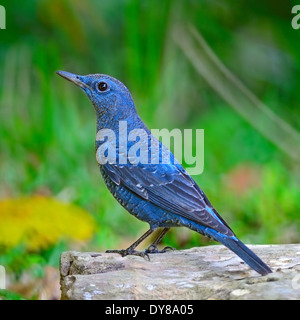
[{"left": 0, "top": 0, "right": 299, "bottom": 299}]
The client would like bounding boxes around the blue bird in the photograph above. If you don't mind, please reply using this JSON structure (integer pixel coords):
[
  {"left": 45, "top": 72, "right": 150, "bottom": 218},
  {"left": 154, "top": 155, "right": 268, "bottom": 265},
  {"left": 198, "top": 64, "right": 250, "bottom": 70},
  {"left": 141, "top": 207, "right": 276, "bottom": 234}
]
[{"left": 57, "top": 71, "right": 272, "bottom": 275}]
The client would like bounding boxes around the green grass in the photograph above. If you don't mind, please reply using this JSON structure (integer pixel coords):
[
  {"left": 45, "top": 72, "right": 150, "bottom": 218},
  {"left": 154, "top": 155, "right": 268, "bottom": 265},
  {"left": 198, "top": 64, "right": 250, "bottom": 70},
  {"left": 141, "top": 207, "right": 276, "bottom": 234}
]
[{"left": 0, "top": 289, "right": 27, "bottom": 300}]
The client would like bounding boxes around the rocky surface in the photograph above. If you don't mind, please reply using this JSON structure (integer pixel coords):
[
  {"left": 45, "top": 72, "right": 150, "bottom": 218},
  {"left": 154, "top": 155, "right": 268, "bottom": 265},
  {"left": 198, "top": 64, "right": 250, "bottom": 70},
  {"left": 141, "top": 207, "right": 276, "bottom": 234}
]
[{"left": 60, "top": 244, "right": 300, "bottom": 300}]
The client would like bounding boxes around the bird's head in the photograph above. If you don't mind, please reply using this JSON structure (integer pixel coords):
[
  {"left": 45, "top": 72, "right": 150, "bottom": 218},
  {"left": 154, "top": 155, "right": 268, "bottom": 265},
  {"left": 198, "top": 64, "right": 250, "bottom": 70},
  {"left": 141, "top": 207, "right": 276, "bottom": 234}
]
[{"left": 56, "top": 71, "right": 137, "bottom": 125}]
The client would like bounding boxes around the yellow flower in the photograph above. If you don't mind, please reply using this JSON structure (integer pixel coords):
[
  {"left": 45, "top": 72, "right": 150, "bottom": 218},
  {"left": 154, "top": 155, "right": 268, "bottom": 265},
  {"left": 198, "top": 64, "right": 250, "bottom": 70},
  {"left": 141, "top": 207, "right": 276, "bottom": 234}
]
[{"left": 0, "top": 196, "right": 96, "bottom": 250}]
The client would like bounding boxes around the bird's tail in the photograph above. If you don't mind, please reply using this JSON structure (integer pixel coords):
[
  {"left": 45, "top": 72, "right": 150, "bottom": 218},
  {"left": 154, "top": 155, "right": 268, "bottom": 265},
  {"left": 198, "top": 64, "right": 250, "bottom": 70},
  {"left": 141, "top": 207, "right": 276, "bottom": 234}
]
[{"left": 209, "top": 231, "right": 272, "bottom": 275}]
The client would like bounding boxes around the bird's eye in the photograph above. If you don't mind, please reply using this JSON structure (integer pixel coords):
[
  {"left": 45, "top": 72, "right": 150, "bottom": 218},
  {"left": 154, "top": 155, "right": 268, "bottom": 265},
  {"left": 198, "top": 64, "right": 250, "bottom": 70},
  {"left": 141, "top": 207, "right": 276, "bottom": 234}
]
[{"left": 97, "top": 81, "right": 108, "bottom": 92}]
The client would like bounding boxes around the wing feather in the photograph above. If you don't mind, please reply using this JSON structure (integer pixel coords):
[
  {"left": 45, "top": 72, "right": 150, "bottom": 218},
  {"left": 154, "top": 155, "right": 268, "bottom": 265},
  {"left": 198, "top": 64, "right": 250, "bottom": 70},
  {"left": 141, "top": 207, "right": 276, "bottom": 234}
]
[{"left": 102, "top": 162, "right": 234, "bottom": 236}]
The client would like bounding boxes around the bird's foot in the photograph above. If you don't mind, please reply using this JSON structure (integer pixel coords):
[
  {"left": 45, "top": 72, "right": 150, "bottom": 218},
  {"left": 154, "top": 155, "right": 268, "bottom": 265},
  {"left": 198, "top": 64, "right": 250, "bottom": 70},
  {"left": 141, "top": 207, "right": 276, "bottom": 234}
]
[
  {"left": 144, "top": 244, "right": 176, "bottom": 254},
  {"left": 106, "top": 249, "right": 150, "bottom": 260}
]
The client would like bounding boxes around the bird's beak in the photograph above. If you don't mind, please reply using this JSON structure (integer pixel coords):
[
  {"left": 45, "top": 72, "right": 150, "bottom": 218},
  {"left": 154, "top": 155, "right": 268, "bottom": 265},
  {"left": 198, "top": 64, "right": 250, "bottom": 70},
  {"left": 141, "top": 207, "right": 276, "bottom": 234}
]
[{"left": 56, "top": 70, "right": 90, "bottom": 91}]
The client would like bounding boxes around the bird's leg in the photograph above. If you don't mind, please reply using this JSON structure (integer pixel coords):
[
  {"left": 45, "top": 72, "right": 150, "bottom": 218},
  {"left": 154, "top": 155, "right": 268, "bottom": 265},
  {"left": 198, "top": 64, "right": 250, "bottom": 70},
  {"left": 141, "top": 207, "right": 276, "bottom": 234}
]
[
  {"left": 145, "top": 227, "right": 176, "bottom": 254},
  {"left": 106, "top": 228, "right": 155, "bottom": 260}
]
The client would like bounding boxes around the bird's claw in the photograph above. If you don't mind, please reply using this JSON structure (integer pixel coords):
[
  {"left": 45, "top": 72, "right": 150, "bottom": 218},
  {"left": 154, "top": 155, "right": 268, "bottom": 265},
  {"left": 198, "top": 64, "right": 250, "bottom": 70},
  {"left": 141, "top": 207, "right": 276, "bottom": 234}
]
[
  {"left": 144, "top": 244, "right": 176, "bottom": 254},
  {"left": 106, "top": 249, "right": 150, "bottom": 261}
]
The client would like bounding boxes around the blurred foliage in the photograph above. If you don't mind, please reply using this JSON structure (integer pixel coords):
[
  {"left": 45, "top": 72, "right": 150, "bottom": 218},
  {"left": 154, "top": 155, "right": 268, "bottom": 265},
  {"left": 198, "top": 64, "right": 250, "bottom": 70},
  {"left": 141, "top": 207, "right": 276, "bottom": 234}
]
[
  {"left": 0, "top": 289, "right": 27, "bottom": 300},
  {"left": 0, "top": 0, "right": 300, "bottom": 299}
]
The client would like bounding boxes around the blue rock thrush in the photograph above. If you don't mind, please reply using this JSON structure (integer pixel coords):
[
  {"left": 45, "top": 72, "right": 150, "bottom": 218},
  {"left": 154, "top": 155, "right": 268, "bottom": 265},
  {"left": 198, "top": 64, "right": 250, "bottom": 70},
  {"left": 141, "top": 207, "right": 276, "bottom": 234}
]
[{"left": 57, "top": 71, "right": 272, "bottom": 275}]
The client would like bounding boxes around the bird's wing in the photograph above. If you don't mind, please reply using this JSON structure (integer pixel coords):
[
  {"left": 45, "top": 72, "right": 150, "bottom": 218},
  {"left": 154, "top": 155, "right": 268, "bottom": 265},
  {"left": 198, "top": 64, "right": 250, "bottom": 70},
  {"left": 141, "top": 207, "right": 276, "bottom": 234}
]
[{"left": 103, "top": 162, "right": 234, "bottom": 236}]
